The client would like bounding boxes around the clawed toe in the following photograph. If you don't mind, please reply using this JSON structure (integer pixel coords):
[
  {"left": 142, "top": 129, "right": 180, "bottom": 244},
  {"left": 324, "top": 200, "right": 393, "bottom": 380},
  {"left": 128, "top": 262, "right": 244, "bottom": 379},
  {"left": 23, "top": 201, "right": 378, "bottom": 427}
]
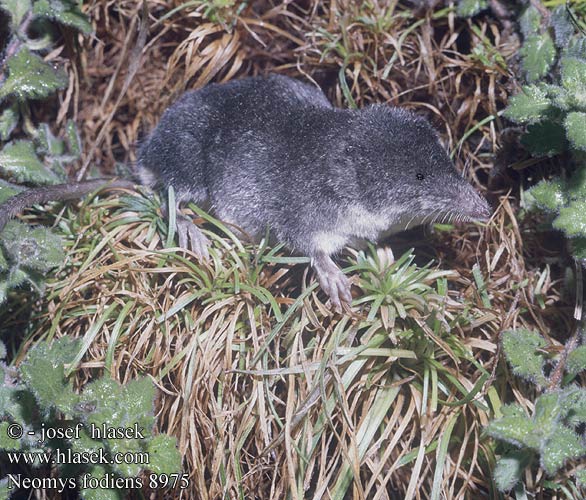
[
  {"left": 313, "top": 253, "right": 352, "bottom": 312},
  {"left": 176, "top": 216, "right": 210, "bottom": 261}
]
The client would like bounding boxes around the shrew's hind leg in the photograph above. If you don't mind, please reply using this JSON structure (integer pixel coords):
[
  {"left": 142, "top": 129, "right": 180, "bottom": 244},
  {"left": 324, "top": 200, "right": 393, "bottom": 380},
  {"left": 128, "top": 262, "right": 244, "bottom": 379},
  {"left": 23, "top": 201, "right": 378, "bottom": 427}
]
[{"left": 311, "top": 251, "right": 352, "bottom": 311}]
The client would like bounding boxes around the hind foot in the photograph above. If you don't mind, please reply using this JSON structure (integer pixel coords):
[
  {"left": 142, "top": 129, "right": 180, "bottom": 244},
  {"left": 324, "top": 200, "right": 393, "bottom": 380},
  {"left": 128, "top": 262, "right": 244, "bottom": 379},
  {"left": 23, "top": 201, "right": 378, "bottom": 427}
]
[
  {"left": 176, "top": 214, "right": 210, "bottom": 260},
  {"left": 312, "top": 253, "right": 352, "bottom": 312}
]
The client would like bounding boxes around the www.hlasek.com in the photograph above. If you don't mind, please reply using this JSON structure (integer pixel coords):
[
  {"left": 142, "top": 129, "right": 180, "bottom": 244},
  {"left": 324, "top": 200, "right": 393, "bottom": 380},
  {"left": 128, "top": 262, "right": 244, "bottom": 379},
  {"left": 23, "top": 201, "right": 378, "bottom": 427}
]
[{"left": 3, "top": 422, "right": 188, "bottom": 493}]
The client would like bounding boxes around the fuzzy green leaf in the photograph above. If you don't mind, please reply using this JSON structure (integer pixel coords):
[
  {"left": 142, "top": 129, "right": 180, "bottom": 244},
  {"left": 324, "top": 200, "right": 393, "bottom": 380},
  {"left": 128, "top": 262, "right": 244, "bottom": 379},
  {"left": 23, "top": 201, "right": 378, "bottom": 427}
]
[
  {"left": 551, "top": 6, "right": 574, "bottom": 48},
  {"left": 529, "top": 178, "right": 566, "bottom": 211},
  {"left": 533, "top": 392, "right": 562, "bottom": 430},
  {"left": 0, "top": 421, "right": 21, "bottom": 451},
  {"left": 0, "top": 220, "right": 65, "bottom": 272},
  {"left": 520, "top": 33, "right": 556, "bottom": 83},
  {"left": 567, "top": 37, "right": 586, "bottom": 60},
  {"left": 493, "top": 450, "right": 532, "bottom": 492},
  {"left": 577, "top": 469, "right": 586, "bottom": 487},
  {"left": 503, "top": 86, "right": 551, "bottom": 124},
  {"left": 553, "top": 200, "right": 586, "bottom": 237},
  {"left": 0, "top": 383, "right": 36, "bottom": 422},
  {"left": 108, "top": 437, "right": 143, "bottom": 477},
  {"left": 79, "top": 377, "right": 155, "bottom": 434},
  {"left": 0, "top": 179, "right": 20, "bottom": 204},
  {"left": 561, "top": 57, "right": 586, "bottom": 109},
  {"left": 0, "top": 340, "right": 6, "bottom": 359},
  {"left": 563, "top": 388, "right": 586, "bottom": 425},
  {"left": 521, "top": 121, "right": 567, "bottom": 157},
  {"left": 0, "top": 104, "right": 18, "bottom": 142},
  {"left": 123, "top": 377, "right": 156, "bottom": 433},
  {"left": 520, "top": 6, "right": 541, "bottom": 39},
  {"left": 486, "top": 405, "right": 541, "bottom": 449},
  {"left": 541, "top": 425, "right": 585, "bottom": 475},
  {"left": 33, "top": 0, "right": 93, "bottom": 34},
  {"left": 456, "top": 0, "right": 487, "bottom": 17},
  {"left": 570, "top": 237, "right": 586, "bottom": 260},
  {"left": 19, "top": 337, "right": 81, "bottom": 411},
  {"left": 502, "top": 329, "right": 548, "bottom": 385},
  {"left": 146, "top": 434, "right": 182, "bottom": 475},
  {"left": 0, "top": 47, "right": 68, "bottom": 102},
  {"left": 0, "top": 0, "right": 31, "bottom": 26},
  {"left": 0, "top": 140, "right": 59, "bottom": 185},
  {"left": 564, "top": 112, "right": 586, "bottom": 151},
  {"left": 566, "top": 345, "right": 586, "bottom": 376}
]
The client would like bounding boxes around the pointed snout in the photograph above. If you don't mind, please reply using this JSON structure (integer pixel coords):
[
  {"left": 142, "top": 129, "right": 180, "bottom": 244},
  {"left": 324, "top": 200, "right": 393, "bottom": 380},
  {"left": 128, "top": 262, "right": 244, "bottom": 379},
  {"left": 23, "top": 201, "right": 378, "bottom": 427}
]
[{"left": 460, "top": 186, "right": 492, "bottom": 222}]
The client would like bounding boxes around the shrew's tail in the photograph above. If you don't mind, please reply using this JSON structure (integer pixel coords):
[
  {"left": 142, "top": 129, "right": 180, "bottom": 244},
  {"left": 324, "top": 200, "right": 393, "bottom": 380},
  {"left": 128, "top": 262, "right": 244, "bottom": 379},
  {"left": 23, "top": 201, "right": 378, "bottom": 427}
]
[{"left": 0, "top": 179, "right": 135, "bottom": 232}]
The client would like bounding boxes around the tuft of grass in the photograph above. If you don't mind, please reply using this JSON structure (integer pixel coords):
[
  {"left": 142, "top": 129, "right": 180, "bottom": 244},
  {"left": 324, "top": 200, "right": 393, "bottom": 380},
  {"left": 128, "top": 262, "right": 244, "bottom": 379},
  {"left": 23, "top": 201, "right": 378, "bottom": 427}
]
[{"left": 4, "top": 191, "right": 518, "bottom": 498}]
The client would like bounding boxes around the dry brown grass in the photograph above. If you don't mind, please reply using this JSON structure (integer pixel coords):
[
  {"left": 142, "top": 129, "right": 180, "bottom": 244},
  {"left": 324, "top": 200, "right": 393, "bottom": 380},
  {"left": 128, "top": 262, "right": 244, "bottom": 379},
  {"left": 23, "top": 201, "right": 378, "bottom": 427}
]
[{"left": 6, "top": 0, "right": 579, "bottom": 498}]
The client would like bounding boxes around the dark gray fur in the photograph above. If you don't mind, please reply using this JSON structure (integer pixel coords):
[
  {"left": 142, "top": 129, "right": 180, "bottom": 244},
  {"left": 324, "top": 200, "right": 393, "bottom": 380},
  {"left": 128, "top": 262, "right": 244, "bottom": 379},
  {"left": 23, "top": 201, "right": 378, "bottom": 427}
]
[{"left": 137, "top": 74, "right": 491, "bottom": 309}]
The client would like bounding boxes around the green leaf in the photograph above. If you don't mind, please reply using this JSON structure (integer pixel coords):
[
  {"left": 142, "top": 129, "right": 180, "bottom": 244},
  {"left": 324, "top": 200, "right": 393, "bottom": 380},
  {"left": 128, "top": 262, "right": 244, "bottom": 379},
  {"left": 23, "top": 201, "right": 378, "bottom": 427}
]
[
  {"left": 0, "top": 0, "right": 31, "bottom": 26},
  {"left": 0, "top": 421, "right": 21, "bottom": 451},
  {"left": 456, "top": 0, "right": 487, "bottom": 17},
  {"left": 541, "top": 425, "right": 585, "bottom": 475},
  {"left": 123, "top": 377, "right": 156, "bottom": 433},
  {"left": 521, "top": 121, "right": 567, "bottom": 157},
  {"left": 533, "top": 392, "right": 562, "bottom": 429},
  {"left": 502, "top": 329, "right": 548, "bottom": 385},
  {"left": 551, "top": 6, "right": 574, "bottom": 48},
  {"left": 0, "top": 340, "right": 5, "bottom": 359},
  {"left": 0, "top": 179, "right": 20, "bottom": 203},
  {"left": 486, "top": 404, "right": 541, "bottom": 449},
  {"left": 520, "top": 33, "right": 556, "bottom": 83},
  {"left": 33, "top": 0, "right": 93, "bottom": 34},
  {"left": 561, "top": 57, "right": 586, "bottom": 109},
  {"left": 0, "top": 220, "right": 65, "bottom": 272},
  {"left": 553, "top": 200, "right": 586, "bottom": 237},
  {"left": 0, "top": 380, "right": 37, "bottom": 423},
  {"left": 0, "top": 140, "right": 59, "bottom": 185},
  {"left": 37, "top": 123, "right": 78, "bottom": 174},
  {"left": 79, "top": 377, "right": 155, "bottom": 434},
  {"left": 567, "top": 345, "right": 586, "bottom": 376},
  {"left": 146, "top": 434, "right": 182, "bottom": 475},
  {"left": 571, "top": 237, "right": 586, "bottom": 260},
  {"left": 520, "top": 6, "right": 542, "bottom": 39},
  {"left": 493, "top": 450, "right": 532, "bottom": 492},
  {"left": 529, "top": 178, "right": 566, "bottom": 211},
  {"left": 19, "top": 337, "right": 81, "bottom": 411},
  {"left": 567, "top": 37, "right": 586, "bottom": 60},
  {"left": 504, "top": 86, "right": 551, "bottom": 124},
  {"left": 564, "top": 112, "right": 586, "bottom": 152},
  {"left": 0, "top": 47, "right": 68, "bottom": 102},
  {"left": 0, "top": 104, "right": 19, "bottom": 142},
  {"left": 562, "top": 388, "right": 586, "bottom": 425}
]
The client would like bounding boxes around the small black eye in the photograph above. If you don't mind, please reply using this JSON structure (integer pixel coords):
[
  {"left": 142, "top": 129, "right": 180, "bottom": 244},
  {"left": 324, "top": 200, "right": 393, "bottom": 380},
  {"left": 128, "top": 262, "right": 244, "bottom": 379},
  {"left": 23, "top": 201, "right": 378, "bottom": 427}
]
[{"left": 416, "top": 173, "right": 425, "bottom": 181}]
